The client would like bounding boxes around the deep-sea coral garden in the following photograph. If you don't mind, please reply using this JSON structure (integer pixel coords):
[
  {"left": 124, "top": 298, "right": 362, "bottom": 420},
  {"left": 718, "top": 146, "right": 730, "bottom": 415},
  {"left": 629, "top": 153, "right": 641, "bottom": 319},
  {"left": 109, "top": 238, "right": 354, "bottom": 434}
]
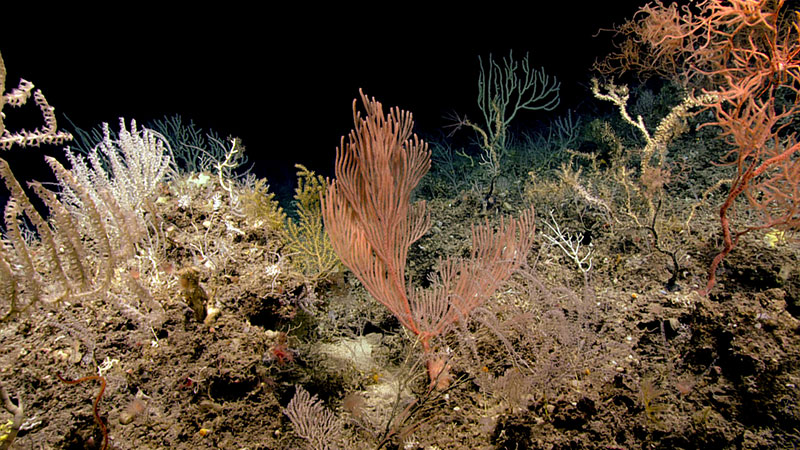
[{"left": 1, "top": 2, "right": 799, "bottom": 448}]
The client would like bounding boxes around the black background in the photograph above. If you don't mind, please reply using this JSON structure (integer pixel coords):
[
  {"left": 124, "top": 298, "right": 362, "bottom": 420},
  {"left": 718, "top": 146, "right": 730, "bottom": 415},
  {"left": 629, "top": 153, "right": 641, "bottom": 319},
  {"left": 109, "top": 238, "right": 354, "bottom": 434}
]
[{"left": 1, "top": 3, "right": 646, "bottom": 199}]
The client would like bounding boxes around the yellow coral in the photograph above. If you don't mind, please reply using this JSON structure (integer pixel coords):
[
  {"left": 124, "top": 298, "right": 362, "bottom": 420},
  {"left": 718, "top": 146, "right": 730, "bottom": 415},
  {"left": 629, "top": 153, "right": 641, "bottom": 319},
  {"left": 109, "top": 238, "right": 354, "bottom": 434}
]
[
  {"left": 285, "top": 165, "right": 341, "bottom": 284},
  {"left": 765, "top": 229, "right": 786, "bottom": 247},
  {"left": 240, "top": 178, "right": 286, "bottom": 232}
]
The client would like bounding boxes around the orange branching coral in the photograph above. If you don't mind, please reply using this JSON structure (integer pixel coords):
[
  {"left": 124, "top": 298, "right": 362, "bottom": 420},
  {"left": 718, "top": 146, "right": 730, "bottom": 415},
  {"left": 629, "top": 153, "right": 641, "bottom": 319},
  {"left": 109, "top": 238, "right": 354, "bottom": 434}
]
[
  {"left": 596, "top": 0, "right": 800, "bottom": 293},
  {"left": 322, "top": 90, "right": 535, "bottom": 388},
  {"left": 596, "top": 0, "right": 799, "bottom": 95},
  {"left": 594, "top": 1, "right": 697, "bottom": 84},
  {"left": 703, "top": 93, "right": 800, "bottom": 292}
]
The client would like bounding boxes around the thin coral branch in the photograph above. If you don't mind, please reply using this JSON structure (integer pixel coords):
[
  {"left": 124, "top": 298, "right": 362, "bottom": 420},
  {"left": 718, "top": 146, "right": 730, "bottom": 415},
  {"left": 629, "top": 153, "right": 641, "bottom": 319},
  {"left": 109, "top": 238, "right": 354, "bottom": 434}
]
[{"left": 56, "top": 373, "right": 108, "bottom": 450}]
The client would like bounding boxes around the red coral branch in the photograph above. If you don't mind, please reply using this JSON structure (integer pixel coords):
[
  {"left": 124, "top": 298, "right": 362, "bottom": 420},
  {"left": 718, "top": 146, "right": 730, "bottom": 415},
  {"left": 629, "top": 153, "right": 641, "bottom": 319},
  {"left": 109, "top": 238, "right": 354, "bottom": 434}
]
[{"left": 57, "top": 373, "right": 108, "bottom": 450}]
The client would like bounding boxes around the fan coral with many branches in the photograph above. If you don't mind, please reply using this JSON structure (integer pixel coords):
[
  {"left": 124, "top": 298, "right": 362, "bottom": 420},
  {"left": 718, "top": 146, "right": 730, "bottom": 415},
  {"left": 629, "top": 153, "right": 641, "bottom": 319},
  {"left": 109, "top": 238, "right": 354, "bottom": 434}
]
[{"left": 322, "top": 90, "right": 535, "bottom": 387}]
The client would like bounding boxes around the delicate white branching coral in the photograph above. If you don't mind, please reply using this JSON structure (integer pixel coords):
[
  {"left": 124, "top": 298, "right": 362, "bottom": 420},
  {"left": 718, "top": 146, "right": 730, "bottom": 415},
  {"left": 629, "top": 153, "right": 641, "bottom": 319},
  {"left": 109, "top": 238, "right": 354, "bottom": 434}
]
[
  {"left": 541, "top": 210, "right": 593, "bottom": 274},
  {"left": 63, "top": 118, "right": 175, "bottom": 219}
]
